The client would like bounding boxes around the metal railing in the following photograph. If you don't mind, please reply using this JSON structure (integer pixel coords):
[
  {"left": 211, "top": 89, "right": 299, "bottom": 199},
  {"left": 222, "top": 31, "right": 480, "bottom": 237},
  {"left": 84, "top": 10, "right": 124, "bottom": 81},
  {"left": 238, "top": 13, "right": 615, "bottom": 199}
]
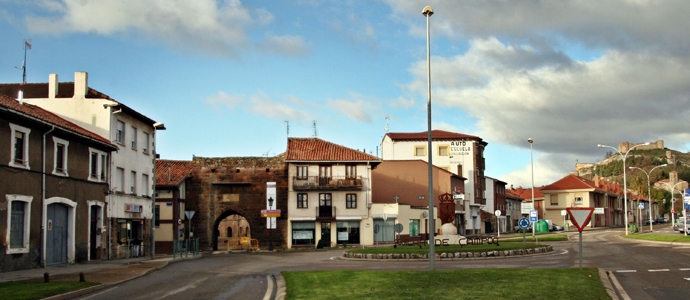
[
  {"left": 173, "top": 238, "right": 200, "bottom": 259},
  {"left": 292, "top": 176, "right": 363, "bottom": 191},
  {"left": 316, "top": 205, "right": 336, "bottom": 219},
  {"left": 226, "top": 238, "right": 259, "bottom": 251}
]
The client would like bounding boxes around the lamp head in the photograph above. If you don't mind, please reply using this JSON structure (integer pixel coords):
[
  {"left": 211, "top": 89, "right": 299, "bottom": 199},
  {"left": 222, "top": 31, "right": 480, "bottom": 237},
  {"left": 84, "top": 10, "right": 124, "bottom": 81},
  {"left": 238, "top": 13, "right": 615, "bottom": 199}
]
[
  {"left": 268, "top": 197, "right": 274, "bottom": 207},
  {"left": 597, "top": 144, "right": 603, "bottom": 148},
  {"left": 527, "top": 138, "right": 533, "bottom": 144},
  {"left": 661, "top": 164, "right": 668, "bottom": 167},
  {"left": 422, "top": 6, "right": 434, "bottom": 17},
  {"left": 644, "top": 142, "right": 651, "bottom": 145}
]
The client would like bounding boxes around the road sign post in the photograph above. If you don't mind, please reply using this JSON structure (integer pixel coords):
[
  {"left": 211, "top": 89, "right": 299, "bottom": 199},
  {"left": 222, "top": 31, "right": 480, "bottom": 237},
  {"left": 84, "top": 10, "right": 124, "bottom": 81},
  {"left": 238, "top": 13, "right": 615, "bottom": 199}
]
[
  {"left": 684, "top": 189, "right": 690, "bottom": 236},
  {"left": 529, "top": 210, "right": 538, "bottom": 240},
  {"left": 495, "top": 210, "right": 502, "bottom": 237},
  {"left": 518, "top": 217, "right": 530, "bottom": 247},
  {"left": 566, "top": 208, "right": 595, "bottom": 270}
]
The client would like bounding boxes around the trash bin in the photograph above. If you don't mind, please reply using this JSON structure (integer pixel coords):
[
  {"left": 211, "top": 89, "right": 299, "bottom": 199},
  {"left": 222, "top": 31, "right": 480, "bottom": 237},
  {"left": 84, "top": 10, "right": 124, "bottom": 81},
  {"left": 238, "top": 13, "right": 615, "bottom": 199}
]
[
  {"left": 629, "top": 223, "right": 637, "bottom": 233},
  {"left": 565, "top": 223, "right": 569, "bottom": 231},
  {"left": 536, "top": 220, "right": 549, "bottom": 233}
]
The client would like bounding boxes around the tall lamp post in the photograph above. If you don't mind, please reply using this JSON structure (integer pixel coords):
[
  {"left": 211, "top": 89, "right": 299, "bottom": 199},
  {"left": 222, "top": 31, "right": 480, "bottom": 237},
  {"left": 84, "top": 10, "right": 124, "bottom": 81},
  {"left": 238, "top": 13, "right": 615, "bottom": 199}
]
[
  {"left": 268, "top": 197, "right": 274, "bottom": 251},
  {"left": 528, "top": 138, "right": 535, "bottom": 239},
  {"left": 422, "top": 5, "right": 435, "bottom": 271},
  {"left": 598, "top": 142, "right": 650, "bottom": 235},
  {"left": 662, "top": 182, "right": 685, "bottom": 235},
  {"left": 629, "top": 164, "right": 667, "bottom": 231}
]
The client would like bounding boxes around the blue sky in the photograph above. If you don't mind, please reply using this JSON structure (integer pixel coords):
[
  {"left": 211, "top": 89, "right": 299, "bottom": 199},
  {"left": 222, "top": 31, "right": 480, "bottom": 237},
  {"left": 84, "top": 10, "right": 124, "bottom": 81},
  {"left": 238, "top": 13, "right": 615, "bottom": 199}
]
[{"left": 2, "top": 0, "right": 690, "bottom": 187}]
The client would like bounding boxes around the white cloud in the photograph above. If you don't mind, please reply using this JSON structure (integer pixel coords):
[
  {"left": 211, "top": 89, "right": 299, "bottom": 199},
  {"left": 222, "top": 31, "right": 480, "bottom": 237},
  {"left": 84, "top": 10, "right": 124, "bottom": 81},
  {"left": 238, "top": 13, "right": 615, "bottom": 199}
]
[
  {"left": 205, "top": 90, "right": 312, "bottom": 121},
  {"left": 204, "top": 91, "right": 243, "bottom": 111},
  {"left": 327, "top": 92, "right": 383, "bottom": 123},
  {"left": 23, "top": 0, "right": 309, "bottom": 58},
  {"left": 500, "top": 153, "right": 577, "bottom": 188},
  {"left": 261, "top": 33, "right": 312, "bottom": 57}
]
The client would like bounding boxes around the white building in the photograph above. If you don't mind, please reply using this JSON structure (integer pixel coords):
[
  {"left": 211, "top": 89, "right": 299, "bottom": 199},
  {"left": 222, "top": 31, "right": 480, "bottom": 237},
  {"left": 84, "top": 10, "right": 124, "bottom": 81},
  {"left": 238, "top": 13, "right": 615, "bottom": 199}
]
[
  {"left": 4, "top": 72, "right": 164, "bottom": 259},
  {"left": 381, "top": 130, "right": 487, "bottom": 233}
]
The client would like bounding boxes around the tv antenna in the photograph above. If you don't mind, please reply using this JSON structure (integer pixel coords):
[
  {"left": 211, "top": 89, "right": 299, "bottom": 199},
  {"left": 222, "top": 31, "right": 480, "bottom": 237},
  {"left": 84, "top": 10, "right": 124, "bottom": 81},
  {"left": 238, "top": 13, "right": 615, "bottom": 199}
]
[
  {"left": 284, "top": 121, "right": 289, "bottom": 137},
  {"left": 312, "top": 120, "right": 317, "bottom": 137},
  {"left": 15, "top": 39, "right": 31, "bottom": 84}
]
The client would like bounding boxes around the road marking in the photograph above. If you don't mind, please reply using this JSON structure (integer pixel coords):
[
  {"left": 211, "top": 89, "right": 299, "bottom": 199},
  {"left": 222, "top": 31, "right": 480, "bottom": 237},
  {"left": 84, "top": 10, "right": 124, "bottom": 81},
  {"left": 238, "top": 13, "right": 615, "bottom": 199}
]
[
  {"left": 680, "top": 268, "right": 690, "bottom": 271},
  {"left": 153, "top": 277, "right": 208, "bottom": 300},
  {"left": 81, "top": 287, "right": 119, "bottom": 300},
  {"left": 685, "top": 278, "right": 690, "bottom": 281},
  {"left": 615, "top": 270, "right": 637, "bottom": 273},
  {"left": 262, "top": 275, "right": 274, "bottom": 300},
  {"left": 648, "top": 269, "right": 670, "bottom": 272}
]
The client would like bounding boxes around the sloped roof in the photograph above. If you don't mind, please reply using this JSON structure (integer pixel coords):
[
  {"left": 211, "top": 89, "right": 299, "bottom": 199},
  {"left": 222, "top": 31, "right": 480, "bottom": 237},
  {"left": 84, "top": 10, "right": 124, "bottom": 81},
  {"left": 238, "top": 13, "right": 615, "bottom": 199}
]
[
  {"left": 385, "top": 130, "right": 483, "bottom": 142},
  {"left": 155, "top": 160, "right": 198, "bottom": 187},
  {"left": 0, "top": 82, "right": 160, "bottom": 127},
  {"left": 0, "top": 94, "right": 115, "bottom": 149},
  {"left": 541, "top": 174, "right": 599, "bottom": 191},
  {"left": 511, "top": 187, "right": 545, "bottom": 200},
  {"left": 506, "top": 190, "right": 523, "bottom": 199},
  {"left": 285, "top": 138, "right": 382, "bottom": 163}
]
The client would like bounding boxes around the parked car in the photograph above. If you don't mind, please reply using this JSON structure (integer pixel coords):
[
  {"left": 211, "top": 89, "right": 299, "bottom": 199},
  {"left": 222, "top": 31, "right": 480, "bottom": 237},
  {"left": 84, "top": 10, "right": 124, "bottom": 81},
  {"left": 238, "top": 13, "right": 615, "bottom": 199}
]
[
  {"left": 655, "top": 217, "right": 668, "bottom": 224},
  {"left": 552, "top": 224, "right": 564, "bottom": 231},
  {"left": 673, "top": 220, "right": 690, "bottom": 231},
  {"left": 644, "top": 219, "right": 656, "bottom": 225}
]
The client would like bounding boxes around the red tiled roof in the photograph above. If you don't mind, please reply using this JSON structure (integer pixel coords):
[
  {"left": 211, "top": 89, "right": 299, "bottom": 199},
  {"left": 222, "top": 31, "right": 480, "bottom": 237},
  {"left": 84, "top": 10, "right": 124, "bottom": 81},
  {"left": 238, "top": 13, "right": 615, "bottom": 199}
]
[
  {"left": 510, "top": 187, "right": 545, "bottom": 200},
  {"left": 285, "top": 138, "right": 382, "bottom": 162},
  {"left": 540, "top": 174, "right": 599, "bottom": 191},
  {"left": 0, "top": 94, "right": 115, "bottom": 148},
  {"left": 155, "top": 160, "right": 198, "bottom": 187},
  {"left": 505, "top": 190, "right": 523, "bottom": 199},
  {"left": 385, "top": 130, "right": 482, "bottom": 141}
]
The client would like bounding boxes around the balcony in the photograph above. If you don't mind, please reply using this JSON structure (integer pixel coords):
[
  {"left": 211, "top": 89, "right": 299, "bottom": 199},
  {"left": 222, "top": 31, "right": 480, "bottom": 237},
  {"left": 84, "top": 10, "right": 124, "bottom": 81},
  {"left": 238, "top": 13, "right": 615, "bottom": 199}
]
[
  {"left": 293, "top": 176, "right": 363, "bottom": 191},
  {"left": 316, "top": 206, "right": 336, "bottom": 220}
]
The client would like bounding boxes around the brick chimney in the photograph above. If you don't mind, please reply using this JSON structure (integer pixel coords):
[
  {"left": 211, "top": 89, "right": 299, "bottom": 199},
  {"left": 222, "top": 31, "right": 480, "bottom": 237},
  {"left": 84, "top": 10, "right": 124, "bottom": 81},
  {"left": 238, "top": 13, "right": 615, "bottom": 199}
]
[
  {"left": 457, "top": 164, "right": 463, "bottom": 177},
  {"left": 74, "top": 72, "right": 88, "bottom": 98},
  {"left": 49, "top": 74, "right": 58, "bottom": 98},
  {"left": 594, "top": 174, "right": 600, "bottom": 188}
]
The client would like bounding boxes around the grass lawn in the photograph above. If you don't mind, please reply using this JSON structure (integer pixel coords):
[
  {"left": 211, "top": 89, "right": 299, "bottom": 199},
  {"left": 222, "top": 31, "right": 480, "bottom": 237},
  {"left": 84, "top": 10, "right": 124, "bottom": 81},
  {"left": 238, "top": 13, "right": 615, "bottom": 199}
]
[
  {"left": 282, "top": 268, "right": 610, "bottom": 300},
  {"left": 622, "top": 234, "right": 690, "bottom": 243},
  {"left": 0, "top": 281, "right": 99, "bottom": 300},
  {"left": 348, "top": 243, "right": 546, "bottom": 255},
  {"left": 501, "top": 234, "right": 569, "bottom": 242}
]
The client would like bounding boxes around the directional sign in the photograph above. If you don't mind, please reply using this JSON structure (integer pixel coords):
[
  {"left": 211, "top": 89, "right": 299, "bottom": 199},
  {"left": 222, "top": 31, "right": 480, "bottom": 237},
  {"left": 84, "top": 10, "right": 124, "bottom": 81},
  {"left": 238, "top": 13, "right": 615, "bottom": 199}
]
[
  {"left": 566, "top": 208, "right": 595, "bottom": 232},
  {"left": 529, "top": 210, "right": 538, "bottom": 222},
  {"left": 518, "top": 217, "right": 531, "bottom": 229},
  {"left": 594, "top": 207, "right": 605, "bottom": 215}
]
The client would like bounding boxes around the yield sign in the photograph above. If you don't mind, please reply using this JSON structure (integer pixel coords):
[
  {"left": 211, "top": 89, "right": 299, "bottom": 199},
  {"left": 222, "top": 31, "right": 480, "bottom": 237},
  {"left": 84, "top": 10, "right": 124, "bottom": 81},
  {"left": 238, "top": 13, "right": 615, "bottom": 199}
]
[{"left": 567, "top": 208, "right": 595, "bottom": 232}]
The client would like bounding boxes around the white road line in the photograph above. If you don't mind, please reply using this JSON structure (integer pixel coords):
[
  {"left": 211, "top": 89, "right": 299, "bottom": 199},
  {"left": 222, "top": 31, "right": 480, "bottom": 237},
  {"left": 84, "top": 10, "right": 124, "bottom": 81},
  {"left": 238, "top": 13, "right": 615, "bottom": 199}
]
[
  {"left": 648, "top": 269, "right": 670, "bottom": 272},
  {"left": 262, "top": 275, "right": 274, "bottom": 300},
  {"left": 680, "top": 268, "right": 690, "bottom": 271},
  {"left": 685, "top": 278, "right": 690, "bottom": 281},
  {"left": 81, "top": 287, "right": 119, "bottom": 300},
  {"left": 615, "top": 270, "right": 637, "bottom": 273}
]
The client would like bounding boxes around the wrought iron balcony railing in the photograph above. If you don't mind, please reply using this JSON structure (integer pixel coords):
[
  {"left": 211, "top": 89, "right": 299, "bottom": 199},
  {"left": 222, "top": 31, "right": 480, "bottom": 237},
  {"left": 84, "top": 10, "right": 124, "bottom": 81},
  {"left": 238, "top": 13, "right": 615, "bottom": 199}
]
[{"left": 293, "top": 176, "right": 363, "bottom": 191}]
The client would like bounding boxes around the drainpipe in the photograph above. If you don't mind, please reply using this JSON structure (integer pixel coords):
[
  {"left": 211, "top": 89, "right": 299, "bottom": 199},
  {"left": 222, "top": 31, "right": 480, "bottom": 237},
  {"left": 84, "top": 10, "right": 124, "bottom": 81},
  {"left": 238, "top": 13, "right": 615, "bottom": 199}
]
[{"left": 42, "top": 126, "right": 56, "bottom": 267}]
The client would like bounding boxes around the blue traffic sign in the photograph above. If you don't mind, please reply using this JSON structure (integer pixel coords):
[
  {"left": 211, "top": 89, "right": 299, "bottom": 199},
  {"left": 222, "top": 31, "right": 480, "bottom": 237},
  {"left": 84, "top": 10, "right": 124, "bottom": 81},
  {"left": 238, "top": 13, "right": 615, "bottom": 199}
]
[
  {"left": 638, "top": 203, "right": 644, "bottom": 209},
  {"left": 529, "top": 210, "right": 538, "bottom": 222},
  {"left": 518, "top": 217, "right": 531, "bottom": 229}
]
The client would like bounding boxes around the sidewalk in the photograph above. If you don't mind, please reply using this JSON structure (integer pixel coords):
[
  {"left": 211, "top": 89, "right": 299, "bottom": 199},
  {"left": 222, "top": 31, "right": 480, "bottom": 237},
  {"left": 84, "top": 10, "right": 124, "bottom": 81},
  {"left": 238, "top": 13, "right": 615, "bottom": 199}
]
[{"left": 0, "top": 253, "right": 202, "bottom": 299}]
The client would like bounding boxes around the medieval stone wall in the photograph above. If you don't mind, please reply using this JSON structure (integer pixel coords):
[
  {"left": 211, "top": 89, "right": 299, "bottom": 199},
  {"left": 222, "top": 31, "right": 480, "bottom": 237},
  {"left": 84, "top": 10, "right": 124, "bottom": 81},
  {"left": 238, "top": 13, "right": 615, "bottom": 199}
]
[
  {"left": 618, "top": 140, "right": 664, "bottom": 153},
  {"left": 186, "top": 156, "right": 288, "bottom": 251}
]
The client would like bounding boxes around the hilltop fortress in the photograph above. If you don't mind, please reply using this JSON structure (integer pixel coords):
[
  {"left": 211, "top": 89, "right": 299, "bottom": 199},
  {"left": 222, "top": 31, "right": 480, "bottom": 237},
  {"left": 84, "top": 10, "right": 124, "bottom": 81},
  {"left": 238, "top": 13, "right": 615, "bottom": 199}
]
[{"left": 618, "top": 140, "right": 664, "bottom": 153}]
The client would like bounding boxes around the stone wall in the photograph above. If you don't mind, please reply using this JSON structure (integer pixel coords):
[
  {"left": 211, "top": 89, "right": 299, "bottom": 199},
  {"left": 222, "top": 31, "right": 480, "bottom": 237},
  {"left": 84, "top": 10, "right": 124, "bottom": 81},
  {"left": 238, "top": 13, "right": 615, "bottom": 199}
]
[
  {"left": 186, "top": 156, "right": 288, "bottom": 251},
  {"left": 619, "top": 140, "right": 664, "bottom": 153}
]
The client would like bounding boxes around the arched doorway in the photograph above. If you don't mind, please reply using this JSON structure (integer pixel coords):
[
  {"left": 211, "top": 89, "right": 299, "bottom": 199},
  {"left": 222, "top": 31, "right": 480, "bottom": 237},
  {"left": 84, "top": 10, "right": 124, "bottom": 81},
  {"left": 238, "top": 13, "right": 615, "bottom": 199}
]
[{"left": 212, "top": 211, "right": 250, "bottom": 251}]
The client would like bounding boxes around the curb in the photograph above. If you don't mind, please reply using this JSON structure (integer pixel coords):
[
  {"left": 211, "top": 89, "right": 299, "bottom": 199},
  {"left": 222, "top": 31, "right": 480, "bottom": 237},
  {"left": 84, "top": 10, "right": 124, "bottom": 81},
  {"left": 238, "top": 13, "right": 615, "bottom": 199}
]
[
  {"left": 598, "top": 268, "right": 620, "bottom": 300},
  {"left": 616, "top": 234, "right": 690, "bottom": 246},
  {"left": 341, "top": 246, "right": 554, "bottom": 261},
  {"left": 42, "top": 254, "right": 203, "bottom": 300},
  {"left": 275, "top": 274, "right": 287, "bottom": 300},
  {"left": 605, "top": 270, "right": 632, "bottom": 300}
]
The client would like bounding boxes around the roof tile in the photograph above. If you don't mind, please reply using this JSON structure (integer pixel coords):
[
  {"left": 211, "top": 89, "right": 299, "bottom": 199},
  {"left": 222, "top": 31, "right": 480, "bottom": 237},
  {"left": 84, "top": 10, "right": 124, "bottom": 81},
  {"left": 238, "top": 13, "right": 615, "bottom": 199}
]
[
  {"left": 286, "top": 138, "right": 382, "bottom": 162},
  {"left": 155, "top": 160, "right": 198, "bottom": 187}
]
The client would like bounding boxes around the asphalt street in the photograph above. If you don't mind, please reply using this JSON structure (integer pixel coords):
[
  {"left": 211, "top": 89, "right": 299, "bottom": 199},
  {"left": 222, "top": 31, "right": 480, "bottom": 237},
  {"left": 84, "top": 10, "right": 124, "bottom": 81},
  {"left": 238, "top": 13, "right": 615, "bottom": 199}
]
[{"left": 71, "top": 224, "right": 690, "bottom": 300}]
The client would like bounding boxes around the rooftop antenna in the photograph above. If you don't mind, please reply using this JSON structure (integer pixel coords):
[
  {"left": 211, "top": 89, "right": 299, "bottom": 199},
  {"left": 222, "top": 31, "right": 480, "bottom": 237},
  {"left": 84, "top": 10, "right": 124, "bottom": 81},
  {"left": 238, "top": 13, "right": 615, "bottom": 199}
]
[
  {"left": 15, "top": 39, "right": 31, "bottom": 84},
  {"left": 263, "top": 148, "right": 271, "bottom": 157},
  {"left": 284, "top": 121, "right": 289, "bottom": 138},
  {"left": 385, "top": 116, "right": 390, "bottom": 132},
  {"left": 312, "top": 120, "right": 317, "bottom": 137}
]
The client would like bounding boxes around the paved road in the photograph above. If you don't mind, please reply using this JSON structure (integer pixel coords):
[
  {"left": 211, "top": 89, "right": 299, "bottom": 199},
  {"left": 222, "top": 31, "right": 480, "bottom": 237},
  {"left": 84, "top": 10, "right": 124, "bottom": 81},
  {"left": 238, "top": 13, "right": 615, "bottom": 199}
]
[{"left": 74, "top": 226, "right": 690, "bottom": 300}]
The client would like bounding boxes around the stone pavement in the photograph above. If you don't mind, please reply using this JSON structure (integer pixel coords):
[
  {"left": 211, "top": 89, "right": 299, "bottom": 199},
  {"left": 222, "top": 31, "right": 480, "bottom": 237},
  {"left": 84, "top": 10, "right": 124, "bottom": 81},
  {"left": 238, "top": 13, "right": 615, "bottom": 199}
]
[{"left": 0, "top": 254, "right": 202, "bottom": 299}]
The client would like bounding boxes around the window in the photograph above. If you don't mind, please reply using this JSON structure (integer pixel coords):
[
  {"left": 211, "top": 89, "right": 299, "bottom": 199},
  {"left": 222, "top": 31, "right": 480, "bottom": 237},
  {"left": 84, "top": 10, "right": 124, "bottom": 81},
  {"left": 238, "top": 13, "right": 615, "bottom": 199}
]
[
  {"left": 574, "top": 197, "right": 583, "bottom": 205},
  {"left": 345, "top": 165, "right": 356, "bottom": 179},
  {"left": 438, "top": 145, "right": 449, "bottom": 156},
  {"left": 292, "top": 222, "right": 316, "bottom": 246},
  {"left": 346, "top": 194, "right": 357, "bottom": 208},
  {"left": 131, "top": 126, "right": 137, "bottom": 149},
  {"left": 319, "top": 193, "right": 332, "bottom": 207},
  {"left": 142, "top": 174, "right": 149, "bottom": 197},
  {"left": 296, "top": 165, "right": 308, "bottom": 179},
  {"left": 88, "top": 148, "right": 107, "bottom": 182},
  {"left": 297, "top": 193, "right": 308, "bottom": 208},
  {"left": 550, "top": 195, "right": 559, "bottom": 206},
  {"left": 414, "top": 145, "right": 426, "bottom": 156},
  {"left": 116, "top": 120, "right": 125, "bottom": 144},
  {"left": 142, "top": 132, "right": 150, "bottom": 154},
  {"left": 6, "top": 195, "right": 33, "bottom": 254},
  {"left": 116, "top": 168, "right": 125, "bottom": 192},
  {"left": 9, "top": 124, "right": 31, "bottom": 169},
  {"left": 154, "top": 205, "right": 160, "bottom": 227},
  {"left": 130, "top": 171, "right": 137, "bottom": 194},
  {"left": 52, "top": 137, "right": 69, "bottom": 176},
  {"left": 336, "top": 221, "right": 360, "bottom": 244}
]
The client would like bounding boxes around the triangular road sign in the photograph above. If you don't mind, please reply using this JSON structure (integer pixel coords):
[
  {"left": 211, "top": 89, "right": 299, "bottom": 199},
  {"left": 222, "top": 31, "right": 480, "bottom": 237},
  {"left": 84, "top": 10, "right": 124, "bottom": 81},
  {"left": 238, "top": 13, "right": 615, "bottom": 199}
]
[{"left": 567, "top": 208, "right": 595, "bottom": 232}]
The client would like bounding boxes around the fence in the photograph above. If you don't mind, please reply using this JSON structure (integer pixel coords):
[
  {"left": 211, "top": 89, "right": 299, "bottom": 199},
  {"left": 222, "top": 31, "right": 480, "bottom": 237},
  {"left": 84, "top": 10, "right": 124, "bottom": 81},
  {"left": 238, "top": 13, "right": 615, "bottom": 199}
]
[
  {"left": 173, "top": 238, "right": 200, "bottom": 259},
  {"left": 226, "top": 238, "right": 259, "bottom": 251}
]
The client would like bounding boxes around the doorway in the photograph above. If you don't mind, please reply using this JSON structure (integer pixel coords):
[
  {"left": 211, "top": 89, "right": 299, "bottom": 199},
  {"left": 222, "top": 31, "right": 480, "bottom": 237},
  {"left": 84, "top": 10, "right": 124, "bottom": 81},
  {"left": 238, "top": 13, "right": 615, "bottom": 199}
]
[
  {"left": 320, "top": 222, "right": 331, "bottom": 247},
  {"left": 47, "top": 203, "right": 68, "bottom": 265}
]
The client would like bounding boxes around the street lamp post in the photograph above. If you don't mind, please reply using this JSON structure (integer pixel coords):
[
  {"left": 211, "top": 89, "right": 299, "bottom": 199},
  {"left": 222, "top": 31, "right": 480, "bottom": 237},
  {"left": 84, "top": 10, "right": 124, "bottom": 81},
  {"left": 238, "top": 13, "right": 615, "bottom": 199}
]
[
  {"left": 268, "top": 197, "right": 274, "bottom": 251},
  {"left": 598, "top": 142, "right": 650, "bottom": 235},
  {"left": 663, "top": 181, "right": 685, "bottom": 235},
  {"left": 528, "top": 138, "right": 535, "bottom": 239},
  {"left": 422, "top": 5, "right": 435, "bottom": 271},
  {"left": 629, "top": 164, "right": 667, "bottom": 231}
]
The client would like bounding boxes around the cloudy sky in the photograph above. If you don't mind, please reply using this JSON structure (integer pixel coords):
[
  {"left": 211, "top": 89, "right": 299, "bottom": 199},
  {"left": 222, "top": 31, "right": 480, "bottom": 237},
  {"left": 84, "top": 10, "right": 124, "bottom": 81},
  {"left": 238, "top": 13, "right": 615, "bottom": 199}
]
[{"left": 2, "top": 0, "right": 689, "bottom": 188}]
